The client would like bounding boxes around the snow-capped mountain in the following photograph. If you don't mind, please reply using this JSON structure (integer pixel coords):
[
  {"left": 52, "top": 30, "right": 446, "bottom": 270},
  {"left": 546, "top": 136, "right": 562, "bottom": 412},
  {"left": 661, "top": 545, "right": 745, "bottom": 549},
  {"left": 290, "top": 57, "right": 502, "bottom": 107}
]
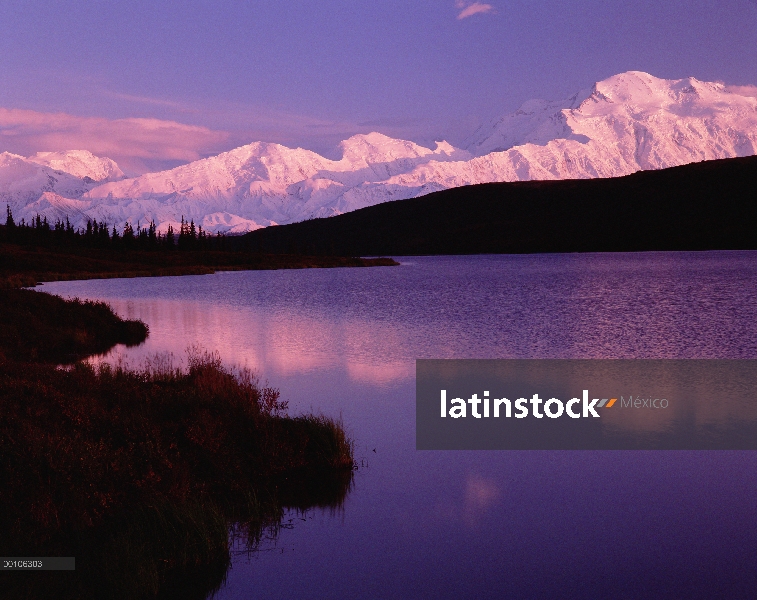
[
  {"left": 3, "top": 71, "right": 757, "bottom": 234},
  {"left": 77, "top": 134, "right": 469, "bottom": 233},
  {"left": 26, "top": 150, "right": 124, "bottom": 183},
  {"left": 0, "top": 150, "right": 122, "bottom": 207}
]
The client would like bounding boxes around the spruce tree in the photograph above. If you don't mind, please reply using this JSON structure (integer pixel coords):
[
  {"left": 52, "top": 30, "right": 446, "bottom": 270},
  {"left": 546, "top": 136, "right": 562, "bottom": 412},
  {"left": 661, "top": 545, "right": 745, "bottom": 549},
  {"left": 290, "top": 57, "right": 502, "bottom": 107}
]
[
  {"left": 165, "top": 224, "right": 175, "bottom": 248},
  {"left": 123, "top": 222, "right": 135, "bottom": 248}
]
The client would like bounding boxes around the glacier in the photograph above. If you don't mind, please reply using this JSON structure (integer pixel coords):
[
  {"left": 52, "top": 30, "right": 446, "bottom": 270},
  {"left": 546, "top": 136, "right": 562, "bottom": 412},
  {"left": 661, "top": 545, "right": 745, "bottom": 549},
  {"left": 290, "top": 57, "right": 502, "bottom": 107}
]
[{"left": 2, "top": 71, "right": 756, "bottom": 235}]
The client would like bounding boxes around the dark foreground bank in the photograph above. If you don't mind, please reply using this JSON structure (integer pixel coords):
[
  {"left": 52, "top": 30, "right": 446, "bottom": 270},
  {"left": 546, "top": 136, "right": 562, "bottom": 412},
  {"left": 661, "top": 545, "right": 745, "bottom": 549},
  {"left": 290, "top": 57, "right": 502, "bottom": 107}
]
[
  {"left": 237, "top": 154, "right": 757, "bottom": 256},
  {"left": 0, "top": 290, "right": 354, "bottom": 599}
]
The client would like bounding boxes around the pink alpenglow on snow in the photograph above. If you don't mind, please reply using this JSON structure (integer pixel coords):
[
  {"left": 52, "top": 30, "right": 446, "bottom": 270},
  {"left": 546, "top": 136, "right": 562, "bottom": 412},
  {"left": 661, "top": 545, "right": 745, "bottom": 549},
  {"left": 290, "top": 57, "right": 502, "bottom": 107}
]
[{"left": 2, "top": 72, "right": 757, "bottom": 236}]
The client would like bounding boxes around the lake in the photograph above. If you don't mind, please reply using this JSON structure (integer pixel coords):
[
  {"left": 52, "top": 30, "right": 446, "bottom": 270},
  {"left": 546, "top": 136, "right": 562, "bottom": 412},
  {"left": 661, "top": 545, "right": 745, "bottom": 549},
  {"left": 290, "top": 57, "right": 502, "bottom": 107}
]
[{"left": 41, "top": 252, "right": 757, "bottom": 599}]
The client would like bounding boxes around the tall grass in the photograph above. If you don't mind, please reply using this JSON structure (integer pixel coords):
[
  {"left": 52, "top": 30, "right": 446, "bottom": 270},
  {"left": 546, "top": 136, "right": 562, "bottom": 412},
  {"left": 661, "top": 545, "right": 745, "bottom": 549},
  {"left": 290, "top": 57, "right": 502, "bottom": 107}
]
[
  {"left": 0, "top": 354, "right": 355, "bottom": 599},
  {"left": 0, "top": 288, "right": 355, "bottom": 599}
]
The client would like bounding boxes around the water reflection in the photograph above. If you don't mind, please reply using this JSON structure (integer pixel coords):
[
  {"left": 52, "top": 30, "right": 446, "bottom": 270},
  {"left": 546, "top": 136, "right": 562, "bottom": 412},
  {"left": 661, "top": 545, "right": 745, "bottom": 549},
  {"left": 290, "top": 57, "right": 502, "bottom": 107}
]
[
  {"left": 84, "top": 297, "right": 418, "bottom": 384},
  {"left": 44, "top": 252, "right": 757, "bottom": 383},
  {"left": 1, "top": 470, "right": 353, "bottom": 600}
]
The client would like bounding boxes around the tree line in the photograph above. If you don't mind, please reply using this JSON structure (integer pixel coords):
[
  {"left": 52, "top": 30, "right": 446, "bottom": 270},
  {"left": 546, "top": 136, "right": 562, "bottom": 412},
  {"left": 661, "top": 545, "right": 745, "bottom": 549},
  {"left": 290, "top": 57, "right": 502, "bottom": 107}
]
[{"left": 2, "top": 205, "right": 228, "bottom": 251}]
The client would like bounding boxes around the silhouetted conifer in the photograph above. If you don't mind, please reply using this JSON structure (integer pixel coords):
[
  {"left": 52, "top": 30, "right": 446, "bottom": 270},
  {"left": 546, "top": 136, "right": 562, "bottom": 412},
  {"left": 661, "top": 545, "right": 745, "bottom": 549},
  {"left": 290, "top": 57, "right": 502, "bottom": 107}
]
[
  {"left": 148, "top": 220, "right": 157, "bottom": 247},
  {"left": 123, "top": 222, "right": 135, "bottom": 248},
  {"left": 165, "top": 224, "right": 175, "bottom": 248}
]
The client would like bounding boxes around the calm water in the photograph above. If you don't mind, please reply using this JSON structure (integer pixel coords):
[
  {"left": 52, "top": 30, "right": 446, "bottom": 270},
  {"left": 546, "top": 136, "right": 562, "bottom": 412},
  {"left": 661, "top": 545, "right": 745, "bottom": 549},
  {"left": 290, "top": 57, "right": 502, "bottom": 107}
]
[{"left": 41, "top": 252, "right": 757, "bottom": 599}]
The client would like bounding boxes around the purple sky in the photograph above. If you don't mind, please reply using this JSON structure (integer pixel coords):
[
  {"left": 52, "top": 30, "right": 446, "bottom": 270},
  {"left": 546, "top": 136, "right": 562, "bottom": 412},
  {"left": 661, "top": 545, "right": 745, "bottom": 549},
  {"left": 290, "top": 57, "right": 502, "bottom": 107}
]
[{"left": 1, "top": 0, "right": 756, "bottom": 173}]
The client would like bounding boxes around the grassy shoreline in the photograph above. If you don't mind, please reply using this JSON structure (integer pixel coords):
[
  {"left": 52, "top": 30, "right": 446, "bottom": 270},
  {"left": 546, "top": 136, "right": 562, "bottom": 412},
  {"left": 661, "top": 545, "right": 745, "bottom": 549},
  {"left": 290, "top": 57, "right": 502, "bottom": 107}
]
[{"left": 0, "top": 264, "right": 357, "bottom": 598}]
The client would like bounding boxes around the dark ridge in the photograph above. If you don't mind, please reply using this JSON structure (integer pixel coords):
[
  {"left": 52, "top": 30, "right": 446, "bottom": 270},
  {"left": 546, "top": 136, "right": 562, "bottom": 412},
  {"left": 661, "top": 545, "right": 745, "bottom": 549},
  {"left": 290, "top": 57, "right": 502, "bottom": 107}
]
[{"left": 236, "top": 155, "right": 757, "bottom": 256}]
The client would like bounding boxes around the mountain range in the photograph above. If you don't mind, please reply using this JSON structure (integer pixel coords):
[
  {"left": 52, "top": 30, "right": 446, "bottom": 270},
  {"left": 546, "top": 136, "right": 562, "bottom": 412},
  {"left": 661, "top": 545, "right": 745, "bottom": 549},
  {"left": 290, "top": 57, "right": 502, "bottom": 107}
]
[{"left": 2, "top": 71, "right": 756, "bottom": 234}]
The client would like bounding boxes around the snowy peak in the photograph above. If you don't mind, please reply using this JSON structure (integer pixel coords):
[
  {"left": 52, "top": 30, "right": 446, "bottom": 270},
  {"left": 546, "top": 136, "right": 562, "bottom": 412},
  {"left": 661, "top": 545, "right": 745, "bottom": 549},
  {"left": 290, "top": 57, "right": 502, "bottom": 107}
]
[
  {"left": 572, "top": 71, "right": 757, "bottom": 116},
  {"left": 338, "top": 132, "right": 438, "bottom": 165},
  {"left": 27, "top": 150, "right": 125, "bottom": 182},
  {"left": 592, "top": 71, "right": 671, "bottom": 105},
  {"left": 588, "top": 71, "right": 728, "bottom": 107},
  {"left": 468, "top": 71, "right": 757, "bottom": 158},
  {"left": 0, "top": 152, "right": 98, "bottom": 198},
  {"left": 85, "top": 140, "right": 335, "bottom": 202}
]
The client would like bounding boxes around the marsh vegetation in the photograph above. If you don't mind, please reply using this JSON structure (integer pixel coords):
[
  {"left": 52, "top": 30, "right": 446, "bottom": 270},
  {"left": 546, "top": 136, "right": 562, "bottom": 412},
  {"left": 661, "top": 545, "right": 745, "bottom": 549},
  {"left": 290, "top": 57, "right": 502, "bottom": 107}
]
[{"left": 0, "top": 288, "right": 354, "bottom": 599}]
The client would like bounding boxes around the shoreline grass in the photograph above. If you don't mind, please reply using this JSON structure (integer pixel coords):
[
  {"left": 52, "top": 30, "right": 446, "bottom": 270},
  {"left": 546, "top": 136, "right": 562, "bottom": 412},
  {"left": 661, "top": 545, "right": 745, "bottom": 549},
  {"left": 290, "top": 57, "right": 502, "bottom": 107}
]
[{"left": 0, "top": 283, "right": 355, "bottom": 598}]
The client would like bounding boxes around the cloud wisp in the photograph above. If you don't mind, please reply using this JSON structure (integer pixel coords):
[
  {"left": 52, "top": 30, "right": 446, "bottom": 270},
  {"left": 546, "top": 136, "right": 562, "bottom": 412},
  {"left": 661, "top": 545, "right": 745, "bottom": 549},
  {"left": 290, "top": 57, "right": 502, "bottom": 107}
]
[
  {"left": 455, "top": 1, "right": 496, "bottom": 20},
  {"left": 0, "top": 108, "right": 229, "bottom": 175}
]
